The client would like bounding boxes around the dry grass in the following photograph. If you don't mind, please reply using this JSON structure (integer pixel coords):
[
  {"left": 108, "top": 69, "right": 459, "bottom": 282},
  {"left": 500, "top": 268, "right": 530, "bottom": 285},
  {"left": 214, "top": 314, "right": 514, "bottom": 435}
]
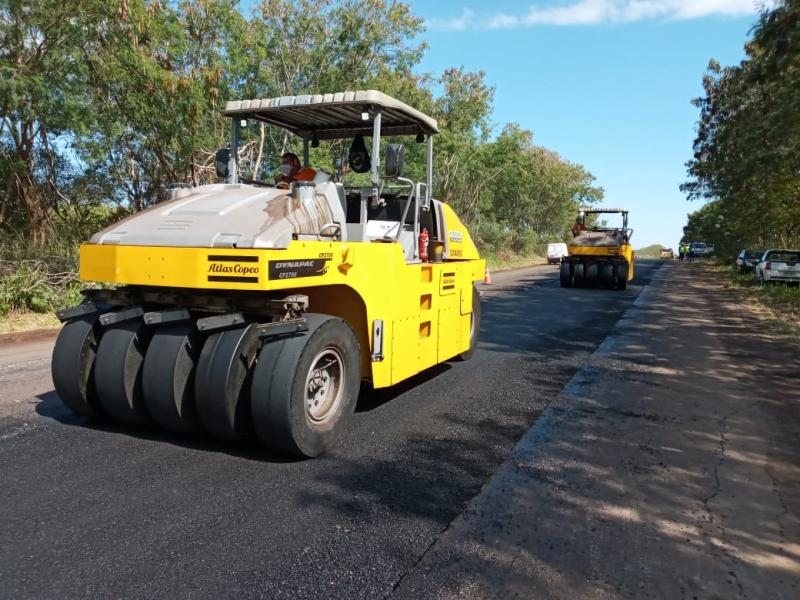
[
  {"left": 0, "top": 310, "right": 61, "bottom": 334},
  {"left": 710, "top": 263, "right": 800, "bottom": 342},
  {"left": 487, "top": 253, "right": 547, "bottom": 271}
]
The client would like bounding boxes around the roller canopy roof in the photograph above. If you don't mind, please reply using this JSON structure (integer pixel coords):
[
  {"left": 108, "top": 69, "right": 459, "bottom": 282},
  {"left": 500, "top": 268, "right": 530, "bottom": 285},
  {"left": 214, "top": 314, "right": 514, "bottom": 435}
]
[
  {"left": 222, "top": 90, "right": 439, "bottom": 140},
  {"left": 580, "top": 207, "right": 628, "bottom": 214}
]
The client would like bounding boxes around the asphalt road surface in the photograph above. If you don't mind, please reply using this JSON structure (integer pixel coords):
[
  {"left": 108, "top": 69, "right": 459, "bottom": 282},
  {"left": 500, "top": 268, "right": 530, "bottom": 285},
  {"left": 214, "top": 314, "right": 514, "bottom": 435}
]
[{"left": 0, "top": 261, "right": 661, "bottom": 599}]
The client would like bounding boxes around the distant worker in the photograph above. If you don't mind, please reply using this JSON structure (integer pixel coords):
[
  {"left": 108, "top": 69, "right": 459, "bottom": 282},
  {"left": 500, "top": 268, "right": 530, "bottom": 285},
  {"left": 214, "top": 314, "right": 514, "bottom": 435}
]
[
  {"left": 679, "top": 243, "right": 686, "bottom": 262},
  {"left": 276, "top": 152, "right": 316, "bottom": 189},
  {"left": 571, "top": 216, "right": 587, "bottom": 237}
]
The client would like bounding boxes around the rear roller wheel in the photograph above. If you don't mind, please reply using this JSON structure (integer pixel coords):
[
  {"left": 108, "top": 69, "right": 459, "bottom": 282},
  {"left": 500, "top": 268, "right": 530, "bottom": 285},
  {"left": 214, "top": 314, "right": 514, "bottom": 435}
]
[
  {"left": 250, "top": 315, "right": 361, "bottom": 458},
  {"left": 586, "top": 262, "right": 599, "bottom": 286},
  {"left": 615, "top": 262, "right": 629, "bottom": 290},
  {"left": 51, "top": 314, "right": 104, "bottom": 417},
  {"left": 458, "top": 286, "right": 481, "bottom": 361},
  {"left": 142, "top": 323, "right": 202, "bottom": 434},
  {"left": 94, "top": 319, "right": 153, "bottom": 425},
  {"left": 194, "top": 324, "right": 260, "bottom": 441},
  {"left": 559, "top": 262, "right": 572, "bottom": 288},
  {"left": 600, "top": 263, "right": 615, "bottom": 288},
  {"left": 573, "top": 263, "right": 585, "bottom": 287}
]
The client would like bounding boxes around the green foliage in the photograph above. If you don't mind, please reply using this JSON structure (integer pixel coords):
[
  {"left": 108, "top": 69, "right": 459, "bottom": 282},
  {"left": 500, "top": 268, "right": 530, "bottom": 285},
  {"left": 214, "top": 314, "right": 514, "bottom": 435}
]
[
  {"left": 0, "top": 261, "right": 83, "bottom": 316},
  {"left": 1, "top": 0, "right": 603, "bottom": 307},
  {"left": 683, "top": 1, "right": 800, "bottom": 255},
  {"left": 0, "top": 205, "right": 121, "bottom": 262},
  {"left": 636, "top": 245, "right": 664, "bottom": 258}
]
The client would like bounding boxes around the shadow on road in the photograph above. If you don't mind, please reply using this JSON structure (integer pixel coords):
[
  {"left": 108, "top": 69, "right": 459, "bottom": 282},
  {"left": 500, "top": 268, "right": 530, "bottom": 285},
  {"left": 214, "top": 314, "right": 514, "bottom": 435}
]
[
  {"left": 391, "top": 262, "right": 800, "bottom": 598},
  {"left": 34, "top": 390, "right": 301, "bottom": 463}
]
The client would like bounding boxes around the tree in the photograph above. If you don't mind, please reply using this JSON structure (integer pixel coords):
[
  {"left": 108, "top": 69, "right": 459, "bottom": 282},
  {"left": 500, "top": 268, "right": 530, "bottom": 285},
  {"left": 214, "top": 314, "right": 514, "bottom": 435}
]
[
  {"left": 1, "top": 0, "right": 603, "bottom": 262},
  {"left": 0, "top": 0, "right": 111, "bottom": 245},
  {"left": 683, "top": 1, "right": 800, "bottom": 253}
]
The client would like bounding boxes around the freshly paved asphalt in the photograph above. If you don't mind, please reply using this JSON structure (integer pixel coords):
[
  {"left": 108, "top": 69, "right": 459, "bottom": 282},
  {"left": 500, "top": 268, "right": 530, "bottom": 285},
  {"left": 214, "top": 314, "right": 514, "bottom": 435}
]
[{"left": 0, "top": 261, "right": 660, "bottom": 599}]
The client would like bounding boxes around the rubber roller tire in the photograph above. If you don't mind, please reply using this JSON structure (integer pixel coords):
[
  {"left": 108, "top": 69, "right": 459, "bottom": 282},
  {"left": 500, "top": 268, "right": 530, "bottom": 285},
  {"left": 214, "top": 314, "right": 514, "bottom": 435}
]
[
  {"left": 250, "top": 314, "right": 361, "bottom": 458},
  {"left": 559, "top": 262, "right": 572, "bottom": 288},
  {"left": 458, "top": 286, "right": 481, "bottom": 361},
  {"left": 194, "top": 324, "right": 260, "bottom": 442},
  {"left": 94, "top": 319, "right": 153, "bottom": 425},
  {"left": 572, "top": 263, "right": 585, "bottom": 287},
  {"left": 586, "top": 262, "right": 599, "bottom": 286},
  {"left": 615, "top": 262, "right": 629, "bottom": 290},
  {"left": 142, "top": 322, "right": 202, "bottom": 434},
  {"left": 600, "top": 263, "right": 615, "bottom": 288},
  {"left": 51, "top": 314, "right": 105, "bottom": 418}
]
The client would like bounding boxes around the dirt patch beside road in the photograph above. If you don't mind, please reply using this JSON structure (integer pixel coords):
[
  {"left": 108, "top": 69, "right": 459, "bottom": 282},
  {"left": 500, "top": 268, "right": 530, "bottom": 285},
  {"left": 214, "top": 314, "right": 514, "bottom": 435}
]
[{"left": 708, "top": 262, "right": 800, "bottom": 342}]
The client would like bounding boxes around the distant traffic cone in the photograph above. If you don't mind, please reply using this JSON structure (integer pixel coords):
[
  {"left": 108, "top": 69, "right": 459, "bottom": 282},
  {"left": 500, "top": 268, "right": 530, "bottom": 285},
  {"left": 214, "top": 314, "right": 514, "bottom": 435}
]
[{"left": 484, "top": 266, "right": 492, "bottom": 284}]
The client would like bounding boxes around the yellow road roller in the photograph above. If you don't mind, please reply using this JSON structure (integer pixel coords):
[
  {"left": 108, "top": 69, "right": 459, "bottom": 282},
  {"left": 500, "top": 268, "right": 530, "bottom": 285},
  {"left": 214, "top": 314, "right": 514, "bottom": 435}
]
[
  {"left": 51, "top": 90, "right": 485, "bottom": 457},
  {"left": 560, "top": 207, "right": 634, "bottom": 290}
]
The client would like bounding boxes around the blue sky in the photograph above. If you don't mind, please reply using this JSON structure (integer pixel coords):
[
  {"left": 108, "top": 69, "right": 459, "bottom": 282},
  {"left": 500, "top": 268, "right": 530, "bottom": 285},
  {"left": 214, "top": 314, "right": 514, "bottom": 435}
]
[{"left": 413, "top": 0, "right": 768, "bottom": 248}]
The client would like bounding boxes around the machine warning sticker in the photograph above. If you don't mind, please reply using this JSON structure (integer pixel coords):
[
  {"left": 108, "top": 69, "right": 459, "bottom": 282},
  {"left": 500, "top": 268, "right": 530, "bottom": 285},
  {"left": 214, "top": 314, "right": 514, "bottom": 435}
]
[
  {"left": 440, "top": 271, "right": 457, "bottom": 295},
  {"left": 449, "top": 230, "right": 463, "bottom": 243},
  {"left": 206, "top": 255, "right": 260, "bottom": 283},
  {"left": 268, "top": 259, "right": 329, "bottom": 280}
]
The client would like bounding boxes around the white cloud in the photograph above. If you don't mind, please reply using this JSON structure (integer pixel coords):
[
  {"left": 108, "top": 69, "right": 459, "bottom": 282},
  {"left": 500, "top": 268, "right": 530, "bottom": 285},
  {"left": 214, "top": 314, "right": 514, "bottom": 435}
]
[
  {"left": 427, "top": 8, "right": 476, "bottom": 32},
  {"left": 428, "top": 1, "right": 773, "bottom": 31}
]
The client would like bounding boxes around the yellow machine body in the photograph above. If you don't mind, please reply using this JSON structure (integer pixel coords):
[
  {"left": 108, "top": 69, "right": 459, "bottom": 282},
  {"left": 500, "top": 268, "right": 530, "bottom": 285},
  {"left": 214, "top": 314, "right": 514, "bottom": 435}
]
[
  {"left": 566, "top": 242, "right": 635, "bottom": 281},
  {"left": 54, "top": 89, "right": 489, "bottom": 457},
  {"left": 80, "top": 204, "right": 484, "bottom": 390}
]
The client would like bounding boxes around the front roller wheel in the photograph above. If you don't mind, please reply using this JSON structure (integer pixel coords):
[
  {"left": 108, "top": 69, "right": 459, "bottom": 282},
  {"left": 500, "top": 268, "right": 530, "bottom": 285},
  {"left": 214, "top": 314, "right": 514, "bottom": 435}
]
[
  {"left": 194, "top": 324, "right": 260, "bottom": 442},
  {"left": 458, "top": 286, "right": 481, "bottom": 361},
  {"left": 250, "top": 315, "right": 361, "bottom": 458},
  {"left": 94, "top": 320, "right": 153, "bottom": 425},
  {"left": 142, "top": 323, "right": 202, "bottom": 434},
  {"left": 51, "top": 314, "right": 105, "bottom": 417}
]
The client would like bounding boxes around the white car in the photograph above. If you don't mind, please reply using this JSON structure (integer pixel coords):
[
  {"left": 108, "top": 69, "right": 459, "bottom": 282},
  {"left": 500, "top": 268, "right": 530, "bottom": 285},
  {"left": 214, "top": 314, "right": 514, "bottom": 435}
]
[
  {"left": 755, "top": 249, "right": 800, "bottom": 284},
  {"left": 690, "top": 242, "right": 709, "bottom": 257},
  {"left": 547, "top": 242, "right": 568, "bottom": 265}
]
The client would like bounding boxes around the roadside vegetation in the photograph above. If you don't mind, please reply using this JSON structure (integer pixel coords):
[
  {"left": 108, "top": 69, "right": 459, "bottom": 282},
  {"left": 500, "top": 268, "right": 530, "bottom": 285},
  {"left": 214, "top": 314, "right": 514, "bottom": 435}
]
[
  {"left": 682, "top": 1, "right": 800, "bottom": 256},
  {"left": 714, "top": 263, "right": 800, "bottom": 339},
  {"left": 0, "top": 260, "right": 82, "bottom": 317},
  {"left": 0, "top": 0, "right": 602, "bottom": 327},
  {"left": 681, "top": 1, "right": 800, "bottom": 339},
  {"left": 635, "top": 245, "right": 665, "bottom": 259}
]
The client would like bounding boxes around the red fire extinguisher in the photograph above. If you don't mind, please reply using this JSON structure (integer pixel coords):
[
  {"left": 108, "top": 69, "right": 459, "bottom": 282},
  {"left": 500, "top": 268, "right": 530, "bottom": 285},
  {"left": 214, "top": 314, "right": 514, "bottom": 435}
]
[{"left": 419, "top": 228, "right": 429, "bottom": 262}]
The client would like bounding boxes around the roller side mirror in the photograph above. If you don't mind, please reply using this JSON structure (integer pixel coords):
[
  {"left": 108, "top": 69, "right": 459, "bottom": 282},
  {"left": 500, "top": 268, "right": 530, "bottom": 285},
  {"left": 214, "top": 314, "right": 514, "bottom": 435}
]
[
  {"left": 384, "top": 144, "right": 405, "bottom": 179},
  {"left": 215, "top": 148, "right": 230, "bottom": 179}
]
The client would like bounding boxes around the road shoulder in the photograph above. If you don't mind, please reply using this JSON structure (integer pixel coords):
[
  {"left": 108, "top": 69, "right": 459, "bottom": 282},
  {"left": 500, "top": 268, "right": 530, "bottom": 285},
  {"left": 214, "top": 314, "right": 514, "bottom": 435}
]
[{"left": 392, "top": 262, "right": 800, "bottom": 599}]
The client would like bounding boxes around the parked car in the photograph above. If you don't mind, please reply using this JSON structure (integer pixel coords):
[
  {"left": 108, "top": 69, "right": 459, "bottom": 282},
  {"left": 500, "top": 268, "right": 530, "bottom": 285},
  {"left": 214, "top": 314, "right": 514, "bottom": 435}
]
[
  {"left": 690, "top": 242, "right": 709, "bottom": 257},
  {"left": 755, "top": 249, "right": 800, "bottom": 284},
  {"left": 735, "top": 249, "right": 763, "bottom": 273},
  {"left": 547, "top": 242, "right": 568, "bottom": 265}
]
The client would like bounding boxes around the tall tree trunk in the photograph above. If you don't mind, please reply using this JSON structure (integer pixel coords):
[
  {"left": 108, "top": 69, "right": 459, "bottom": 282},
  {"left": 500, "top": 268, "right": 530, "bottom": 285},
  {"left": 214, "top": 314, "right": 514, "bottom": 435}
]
[{"left": 15, "top": 172, "right": 49, "bottom": 247}]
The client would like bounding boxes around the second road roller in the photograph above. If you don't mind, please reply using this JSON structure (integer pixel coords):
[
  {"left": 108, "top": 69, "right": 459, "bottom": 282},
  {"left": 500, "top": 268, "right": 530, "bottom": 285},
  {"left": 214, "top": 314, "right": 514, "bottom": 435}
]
[{"left": 560, "top": 207, "right": 635, "bottom": 290}]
